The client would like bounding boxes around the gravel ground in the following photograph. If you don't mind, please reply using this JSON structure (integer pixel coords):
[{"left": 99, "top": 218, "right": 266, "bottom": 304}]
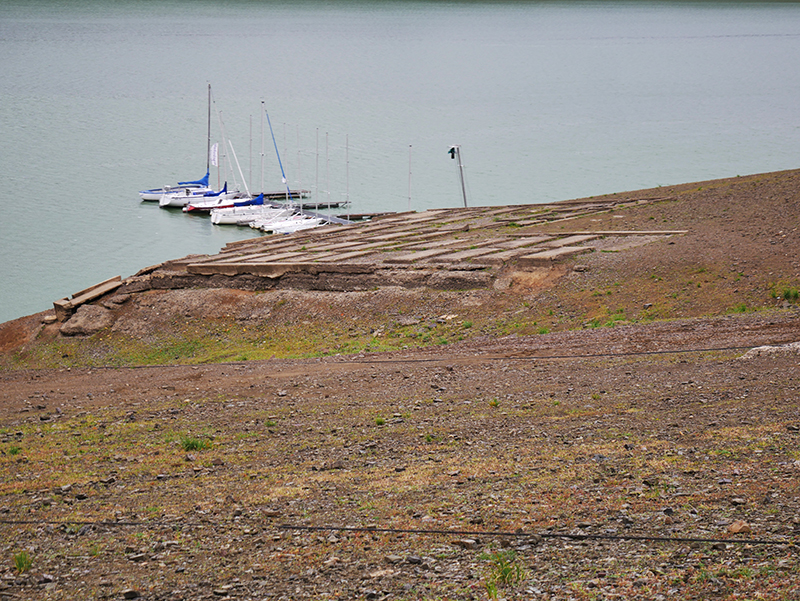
[{"left": 1, "top": 170, "right": 800, "bottom": 600}]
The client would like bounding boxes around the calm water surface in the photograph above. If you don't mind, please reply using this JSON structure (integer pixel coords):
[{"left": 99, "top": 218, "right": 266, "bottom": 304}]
[{"left": 2, "top": 0, "right": 800, "bottom": 323}]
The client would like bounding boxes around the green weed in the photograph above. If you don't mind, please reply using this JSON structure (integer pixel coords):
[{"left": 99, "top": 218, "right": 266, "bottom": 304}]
[
  {"left": 179, "top": 435, "right": 211, "bottom": 452},
  {"left": 481, "top": 550, "right": 526, "bottom": 591},
  {"left": 729, "top": 303, "right": 748, "bottom": 314},
  {"left": 771, "top": 283, "right": 799, "bottom": 302},
  {"left": 13, "top": 550, "right": 32, "bottom": 574}
]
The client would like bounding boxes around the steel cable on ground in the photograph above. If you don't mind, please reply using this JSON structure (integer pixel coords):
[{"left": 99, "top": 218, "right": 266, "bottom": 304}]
[
  {"left": 276, "top": 524, "right": 793, "bottom": 547},
  {"left": 349, "top": 344, "right": 755, "bottom": 366},
  {"left": 47, "top": 341, "right": 765, "bottom": 373},
  {"left": 0, "top": 519, "right": 793, "bottom": 547}
]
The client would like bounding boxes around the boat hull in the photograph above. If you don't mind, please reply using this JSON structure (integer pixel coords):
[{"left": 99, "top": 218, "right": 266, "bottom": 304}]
[
  {"left": 211, "top": 206, "right": 292, "bottom": 226},
  {"left": 183, "top": 192, "right": 250, "bottom": 213},
  {"left": 251, "top": 214, "right": 325, "bottom": 234},
  {"left": 159, "top": 187, "right": 215, "bottom": 208},
  {"left": 139, "top": 183, "right": 204, "bottom": 202}
]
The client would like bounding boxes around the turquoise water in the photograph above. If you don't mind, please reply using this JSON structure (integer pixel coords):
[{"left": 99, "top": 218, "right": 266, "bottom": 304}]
[{"left": 2, "top": 1, "right": 800, "bottom": 323}]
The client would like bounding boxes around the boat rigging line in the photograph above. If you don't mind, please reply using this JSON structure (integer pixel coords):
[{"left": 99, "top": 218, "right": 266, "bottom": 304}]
[{"left": 263, "top": 102, "right": 294, "bottom": 205}]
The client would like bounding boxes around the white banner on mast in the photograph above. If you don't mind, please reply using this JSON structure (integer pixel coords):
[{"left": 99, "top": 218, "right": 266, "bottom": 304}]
[{"left": 209, "top": 142, "right": 219, "bottom": 167}]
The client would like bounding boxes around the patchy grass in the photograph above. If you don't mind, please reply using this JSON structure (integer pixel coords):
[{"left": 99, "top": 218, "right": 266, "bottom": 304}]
[
  {"left": 1, "top": 320, "right": 799, "bottom": 599},
  {"left": 13, "top": 550, "right": 32, "bottom": 574},
  {"left": 179, "top": 435, "right": 211, "bottom": 452}
]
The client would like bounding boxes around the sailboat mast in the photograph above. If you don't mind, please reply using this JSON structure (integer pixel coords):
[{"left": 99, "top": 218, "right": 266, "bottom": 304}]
[
  {"left": 261, "top": 102, "right": 265, "bottom": 195},
  {"left": 326, "top": 132, "right": 330, "bottom": 206},
  {"left": 296, "top": 124, "right": 303, "bottom": 207},
  {"left": 206, "top": 83, "right": 211, "bottom": 174},
  {"left": 283, "top": 123, "right": 289, "bottom": 205},
  {"left": 249, "top": 114, "right": 253, "bottom": 194}
]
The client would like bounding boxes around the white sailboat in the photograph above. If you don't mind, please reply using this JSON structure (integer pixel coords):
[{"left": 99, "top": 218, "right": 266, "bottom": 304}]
[
  {"left": 212, "top": 204, "right": 294, "bottom": 226},
  {"left": 250, "top": 213, "right": 325, "bottom": 234},
  {"left": 141, "top": 84, "right": 216, "bottom": 202},
  {"left": 246, "top": 105, "right": 327, "bottom": 235},
  {"left": 159, "top": 184, "right": 217, "bottom": 207},
  {"left": 182, "top": 183, "right": 251, "bottom": 213},
  {"left": 139, "top": 172, "right": 210, "bottom": 201}
]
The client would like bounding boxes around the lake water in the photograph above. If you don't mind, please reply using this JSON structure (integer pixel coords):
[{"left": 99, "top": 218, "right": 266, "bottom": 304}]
[{"left": 2, "top": 0, "right": 800, "bottom": 324}]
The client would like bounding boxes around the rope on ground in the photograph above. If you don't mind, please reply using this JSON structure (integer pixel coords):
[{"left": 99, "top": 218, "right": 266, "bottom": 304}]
[
  {"left": 0, "top": 518, "right": 790, "bottom": 547},
  {"left": 352, "top": 344, "right": 754, "bottom": 365},
  {"left": 277, "top": 523, "right": 794, "bottom": 546},
  {"left": 0, "top": 518, "right": 206, "bottom": 528}
]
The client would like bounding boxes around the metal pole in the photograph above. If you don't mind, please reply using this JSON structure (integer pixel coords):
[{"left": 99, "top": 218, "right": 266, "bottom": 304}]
[
  {"left": 283, "top": 123, "right": 288, "bottom": 205},
  {"left": 456, "top": 146, "right": 467, "bottom": 208},
  {"left": 249, "top": 114, "right": 252, "bottom": 194},
  {"left": 326, "top": 132, "right": 330, "bottom": 206},
  {"left": 260, "top": 102, "right": 265, "bottom": 195},
  {"left": 408, "top": 145, "right": 412, "bottom": 212},
  {"left": 206, "top": 83, "right": 211, "bottom": 174},
  {"left": 296, "top": 124, "right": 303, "bottom": 208}
]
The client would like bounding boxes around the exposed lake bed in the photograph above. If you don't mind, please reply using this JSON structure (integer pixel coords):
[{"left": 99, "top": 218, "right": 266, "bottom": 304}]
[{"left": 1, "top": 166, "right": 800, "bottom": 599}]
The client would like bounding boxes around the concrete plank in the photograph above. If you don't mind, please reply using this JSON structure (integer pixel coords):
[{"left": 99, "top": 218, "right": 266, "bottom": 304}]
[
  {"left": 516, "top": 246, "right": 594, "bottom": 268},
  {"left": 539, "top": 235, "right": 599, "bottom": 248},
  {"left": 382, "top": 248, "right": 455, "bottom": 264},
  {"left": 313, "top": 250, "right": 381, "bottom": 262},
  {"left": 427, "top": 247, "right": 503, "bottom": 262}
]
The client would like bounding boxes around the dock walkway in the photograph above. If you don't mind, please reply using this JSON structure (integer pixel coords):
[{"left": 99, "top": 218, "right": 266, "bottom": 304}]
[{"left": 122, "top": 196, "right": 685, "bottom": 298}]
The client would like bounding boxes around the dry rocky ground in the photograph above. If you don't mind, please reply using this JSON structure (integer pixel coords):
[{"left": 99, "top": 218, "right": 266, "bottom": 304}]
[{"left": 1, "top": 170, "right": 800, "bottom": 600}]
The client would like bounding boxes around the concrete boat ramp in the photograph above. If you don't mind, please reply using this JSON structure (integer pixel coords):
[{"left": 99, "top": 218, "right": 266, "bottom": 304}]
[{"left": 55, "top": 198, "right": 685, "bottom": 321}]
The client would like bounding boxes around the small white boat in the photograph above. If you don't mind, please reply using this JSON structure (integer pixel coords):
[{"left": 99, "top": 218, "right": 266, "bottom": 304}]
[
  {"left": 211, "top": 203, "right": 293, "bottom": 226},
  {"left": 250, "top": 213, "right": 325, "bottom": 234},
  {"left": 183, "top": 193, "right": 248, "bottom": 213},
  {"left": 268, "top": 217, "right": 325, "bottom": 235},
  {"left": 159, "top": 185, "right": 218, "bottom": 208},
  {"left": 182, "top": 183, "right": 250, "bottom": 213},
  {"left": 139, "top": 171, "right": 210, "bottom": 202}
]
